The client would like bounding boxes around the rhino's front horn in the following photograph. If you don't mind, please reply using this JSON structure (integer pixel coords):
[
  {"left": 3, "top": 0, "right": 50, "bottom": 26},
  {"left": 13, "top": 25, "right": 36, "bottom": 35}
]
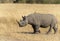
[{"left": 16, "top": 20, "right": 20, "bottom": 27}]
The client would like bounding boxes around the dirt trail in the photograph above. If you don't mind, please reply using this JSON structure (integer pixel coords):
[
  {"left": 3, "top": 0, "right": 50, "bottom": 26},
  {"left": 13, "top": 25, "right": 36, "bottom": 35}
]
[{"left": 0, "top": 33, "right": 60, "bottom": 41}]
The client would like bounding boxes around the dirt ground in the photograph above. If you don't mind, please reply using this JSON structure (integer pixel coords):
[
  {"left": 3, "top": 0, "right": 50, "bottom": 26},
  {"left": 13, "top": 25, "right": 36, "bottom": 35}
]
[{"left": 0, "top": 4, "right": 60, "bottom": 41}]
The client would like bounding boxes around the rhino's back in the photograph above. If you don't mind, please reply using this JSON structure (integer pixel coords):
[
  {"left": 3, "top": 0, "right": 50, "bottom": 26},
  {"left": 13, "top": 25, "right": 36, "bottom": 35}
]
[{"left": 27, "top": 14, "right": 56, "bottom": 26}]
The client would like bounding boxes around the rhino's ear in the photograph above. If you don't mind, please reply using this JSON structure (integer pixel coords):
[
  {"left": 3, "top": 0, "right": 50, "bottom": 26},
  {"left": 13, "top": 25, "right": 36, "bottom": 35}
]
[
  {"left": 22, "top": 16, "right": 24, "bottom": 20},
  {"left": 22, "top": 16, "right": 27, "bottom": 20}
]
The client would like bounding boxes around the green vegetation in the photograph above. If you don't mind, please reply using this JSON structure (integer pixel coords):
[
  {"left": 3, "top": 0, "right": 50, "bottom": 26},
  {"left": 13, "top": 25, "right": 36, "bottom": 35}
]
[
  {"left": 14, "top": 0, "right": 60, "bottom": 4},
  {"left": 0, "top": 0, "right": 60, "bottom": 4}
]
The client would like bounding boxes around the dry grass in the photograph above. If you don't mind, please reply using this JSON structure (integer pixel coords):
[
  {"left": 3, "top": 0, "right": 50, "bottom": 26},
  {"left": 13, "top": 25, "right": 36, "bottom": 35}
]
[{"left": 0, "top": 4, "right": 60, "bottom": 41}]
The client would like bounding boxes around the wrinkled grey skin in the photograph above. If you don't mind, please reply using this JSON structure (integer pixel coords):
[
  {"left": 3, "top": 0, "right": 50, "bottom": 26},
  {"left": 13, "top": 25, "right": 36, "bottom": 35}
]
[{"left": 17, "top": 13, "right": 58, "bottom": 34}]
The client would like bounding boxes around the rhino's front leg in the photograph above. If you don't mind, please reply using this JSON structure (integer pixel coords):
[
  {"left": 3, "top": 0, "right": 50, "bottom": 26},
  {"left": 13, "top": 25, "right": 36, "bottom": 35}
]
[{"left": 32, "top": 25, "right": 40, "bottom": 34}]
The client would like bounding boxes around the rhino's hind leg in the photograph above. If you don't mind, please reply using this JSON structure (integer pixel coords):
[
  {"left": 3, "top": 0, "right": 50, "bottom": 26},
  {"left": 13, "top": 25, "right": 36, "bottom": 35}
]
[
  {"left": 46, "top": 24, "right": 54, "bottom": 34},
  {"left": 46, "top": 26, "right": 52, "bottom": 34},
  {"left": 32, "top": 25, "right": 40, "bottom": 34}
]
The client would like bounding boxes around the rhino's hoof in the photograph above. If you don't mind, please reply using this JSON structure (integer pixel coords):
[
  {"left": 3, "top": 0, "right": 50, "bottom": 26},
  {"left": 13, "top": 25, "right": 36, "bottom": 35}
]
[
  {"left": 54, "top": 31, "right": 56, "bottom": 34},
  {"left": 33, "top": 32, "right": 39, "bottom": 34},
  {"left": 38, "top": 30, "right": 40, "bottom": 33},
  {"left": 46, "top": 32, "right": 50, "bottom": 34}
]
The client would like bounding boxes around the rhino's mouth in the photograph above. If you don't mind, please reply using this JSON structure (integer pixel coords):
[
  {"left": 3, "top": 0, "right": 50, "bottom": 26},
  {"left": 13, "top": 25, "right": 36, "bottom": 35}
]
[
  {"left": 16, "top": 20, "right": 27, "bottom": 27},
  {"left": 19, "top": 21, "right": 26, "bottom": 27}
]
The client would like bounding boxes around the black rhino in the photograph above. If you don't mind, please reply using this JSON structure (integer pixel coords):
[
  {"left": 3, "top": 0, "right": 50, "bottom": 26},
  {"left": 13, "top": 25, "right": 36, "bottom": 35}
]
[{"left": 17, "top": 13, "right": 58, "bottom": 34}]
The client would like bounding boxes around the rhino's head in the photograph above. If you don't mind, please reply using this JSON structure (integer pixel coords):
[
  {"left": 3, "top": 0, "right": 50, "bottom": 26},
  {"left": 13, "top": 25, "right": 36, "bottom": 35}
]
[{"left": 17, "top": 16, "right": 28, "bottom": 27}]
